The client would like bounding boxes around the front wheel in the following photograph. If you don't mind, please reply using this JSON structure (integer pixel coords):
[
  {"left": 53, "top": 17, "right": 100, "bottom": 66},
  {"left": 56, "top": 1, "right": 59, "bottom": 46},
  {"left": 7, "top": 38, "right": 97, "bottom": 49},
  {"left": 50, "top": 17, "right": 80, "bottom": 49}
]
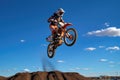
[
  {"left": 64, "top": 28, "right": 77, "bottom": 46},
  {"left": 47, "top": 44, "right": 55, "bottom": 58}
]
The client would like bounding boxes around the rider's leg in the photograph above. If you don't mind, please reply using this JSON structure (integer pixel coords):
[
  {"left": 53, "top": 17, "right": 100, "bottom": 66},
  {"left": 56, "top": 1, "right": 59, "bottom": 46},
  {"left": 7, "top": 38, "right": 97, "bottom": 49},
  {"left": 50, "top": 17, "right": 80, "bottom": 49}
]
[
  {"left": 60, "top": 29, "right": 65, "bottom": 38},
  {"left": 50, "top": 25, "right": 58, "bottom": 33},
  {"left": 49, "top": 24, "right": 58, "bottom": 41}
]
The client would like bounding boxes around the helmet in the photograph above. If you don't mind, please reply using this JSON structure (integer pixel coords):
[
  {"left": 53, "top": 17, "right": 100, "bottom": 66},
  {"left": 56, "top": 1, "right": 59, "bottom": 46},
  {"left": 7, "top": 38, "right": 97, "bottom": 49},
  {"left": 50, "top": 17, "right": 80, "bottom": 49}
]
[
  {"left": 57, "top": 8, "right": 65, "bottom": 16},
  {"left": 58, "top": 8, "right": 65, "bottom": 13}
]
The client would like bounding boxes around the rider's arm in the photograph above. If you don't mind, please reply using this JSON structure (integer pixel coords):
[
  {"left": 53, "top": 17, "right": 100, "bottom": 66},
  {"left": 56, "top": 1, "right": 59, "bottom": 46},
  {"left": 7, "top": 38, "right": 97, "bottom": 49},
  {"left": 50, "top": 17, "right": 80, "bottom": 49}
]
[
  {"left": 60, "top": 17, "right": 65, "bottom": 23},
  {"left": 48, "top": 13, "right": 58, "bottom": 23},
  {"left": 47, "top": 16, "right": 54, "bottom": 23}
]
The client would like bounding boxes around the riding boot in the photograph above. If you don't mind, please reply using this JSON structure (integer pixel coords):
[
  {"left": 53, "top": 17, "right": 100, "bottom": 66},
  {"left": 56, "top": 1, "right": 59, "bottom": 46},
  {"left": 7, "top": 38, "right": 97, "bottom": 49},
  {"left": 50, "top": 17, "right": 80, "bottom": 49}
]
[{"left": 52, "top": 30, "right": 58, "bottom": 40}]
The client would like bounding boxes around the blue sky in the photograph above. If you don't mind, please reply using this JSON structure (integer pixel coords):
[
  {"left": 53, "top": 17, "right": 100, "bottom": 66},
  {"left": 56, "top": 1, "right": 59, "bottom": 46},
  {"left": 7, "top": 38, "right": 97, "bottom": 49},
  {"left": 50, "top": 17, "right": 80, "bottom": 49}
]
[{"left": 0, "top": 0, "right": 120, "bottom": 77}]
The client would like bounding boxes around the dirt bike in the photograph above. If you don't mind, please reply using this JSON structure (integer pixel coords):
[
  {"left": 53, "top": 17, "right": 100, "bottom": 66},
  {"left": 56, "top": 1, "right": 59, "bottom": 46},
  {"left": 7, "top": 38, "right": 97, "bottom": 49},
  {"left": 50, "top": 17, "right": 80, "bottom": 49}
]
[{"left": 46, "top": 22, "right": 77, "bottom": 58}]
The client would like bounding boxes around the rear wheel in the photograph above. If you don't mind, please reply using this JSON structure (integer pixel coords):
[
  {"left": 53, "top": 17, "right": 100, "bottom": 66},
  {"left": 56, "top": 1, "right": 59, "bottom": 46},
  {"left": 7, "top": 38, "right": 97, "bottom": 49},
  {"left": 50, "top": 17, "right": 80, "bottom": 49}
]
[
  {"left": 64, "top": 28, "right": 77, "bottom": 46},
  {"left": 47, "top": 44, "right": 55, "bottom": 58}
]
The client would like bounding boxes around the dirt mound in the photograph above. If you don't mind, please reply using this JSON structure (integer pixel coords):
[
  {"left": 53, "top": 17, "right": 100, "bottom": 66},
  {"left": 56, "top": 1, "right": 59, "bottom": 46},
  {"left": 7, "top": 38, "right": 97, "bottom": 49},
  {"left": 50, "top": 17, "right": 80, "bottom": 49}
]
[
  {"left": 0, "top": 76, "right": 7, "bottom": 80},
  {"left": 0, "top": 71, "right": 90, "bottom": 80}
]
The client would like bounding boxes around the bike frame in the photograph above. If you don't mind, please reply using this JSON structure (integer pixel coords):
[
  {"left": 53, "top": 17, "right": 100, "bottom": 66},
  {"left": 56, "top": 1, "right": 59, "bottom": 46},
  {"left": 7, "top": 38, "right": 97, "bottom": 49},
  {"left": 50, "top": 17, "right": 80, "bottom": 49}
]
[
  {"left": 60, "top": 23, "right": 72, "bottom": 38},
  {"left": 62, "top": 23, "right": 72, "bottom": 29}
]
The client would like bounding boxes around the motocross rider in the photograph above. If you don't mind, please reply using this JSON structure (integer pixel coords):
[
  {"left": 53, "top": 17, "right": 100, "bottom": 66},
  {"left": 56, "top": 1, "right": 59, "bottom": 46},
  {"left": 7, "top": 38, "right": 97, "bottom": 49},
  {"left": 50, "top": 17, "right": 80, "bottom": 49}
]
[{"left": 47, "top": 8, "right": 65, "bottom": 42}]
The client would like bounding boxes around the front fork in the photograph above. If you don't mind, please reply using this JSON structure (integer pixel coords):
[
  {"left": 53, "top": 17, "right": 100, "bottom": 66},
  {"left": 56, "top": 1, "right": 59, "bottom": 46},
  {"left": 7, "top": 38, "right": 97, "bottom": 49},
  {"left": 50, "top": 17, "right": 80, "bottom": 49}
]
[
  {"left": 65, "top": 30, "right": 73, "bottom": 40},
  {"left": 59, "top": 28, "right": 71, "bottom": 40}
]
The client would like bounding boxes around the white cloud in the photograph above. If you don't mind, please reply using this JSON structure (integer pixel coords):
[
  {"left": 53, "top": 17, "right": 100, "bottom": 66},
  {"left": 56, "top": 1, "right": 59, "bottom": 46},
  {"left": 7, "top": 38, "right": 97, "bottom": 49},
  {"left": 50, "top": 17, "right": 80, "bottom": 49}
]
[
  {"left": 99, "top": 59, "right": 108, "bottom": 62},
  {"left": 6, "top": 69, "right": 11, "bottom": 72},
  {"left": 57, "top": 60, "right": 64, "bottom": 63},
  {"left": 20, "top": 39, "right": 25, "bottom": 43},
  {"left": 23, "top": 68, "right": 30, "bottom": 72},
  {"left": 13, "top": 68, "right": 17, "bottom": 71},
  {"left": 41, "top": 44, "right": 47, "bottom": 47},
  {"left": 75, "top": 67, "right": 81, "bottom": 70},
  {"left": 109, "top": 65, "right": 115, "bottom": 67},
  {"left": 117, "top": 62, "right": 120, "bottom": 64},
  {"left": 109, "top": 61, "right": 115, "bottom": 64},
  {"left": 99, "top": 46, "right": 105, "bottom": 48},
  {"left": 70, "top": 67, "right": 90, "bottom": 71},
  {"left": 85, "top": 47, "right": 96, "bottom": 51},
  {"left": 69, "top": 68, "right": 75, "bottom": 71},
  {"left": 106, "top": 46, "right": 120, "bottom": 51},
  {"left": 87, "top": 27, "right": 120, "bottom": 37},
  {"left": 82, "top": 68, "right": 90, "bottom": 71},
  {"left": 104, "top": 22, "right": 110, "bottom": 27}
]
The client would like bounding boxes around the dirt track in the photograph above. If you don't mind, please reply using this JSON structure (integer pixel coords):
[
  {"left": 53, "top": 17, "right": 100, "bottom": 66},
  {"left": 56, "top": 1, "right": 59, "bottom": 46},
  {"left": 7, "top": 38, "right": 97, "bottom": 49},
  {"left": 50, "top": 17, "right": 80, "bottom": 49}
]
[{"left": 0, "top": 71, "right": 91, "bottom": 80}]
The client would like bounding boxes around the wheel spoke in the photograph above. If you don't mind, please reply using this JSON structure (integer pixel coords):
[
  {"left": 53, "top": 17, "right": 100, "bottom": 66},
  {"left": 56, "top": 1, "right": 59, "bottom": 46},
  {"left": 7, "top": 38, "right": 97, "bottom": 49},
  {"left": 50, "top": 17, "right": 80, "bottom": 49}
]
[
  {"left": 64, "top": 28, "right": 77, "bottom": 46},
  {"left": 65, "top": 30, "right": 75, "bottom": 44},
  {"left": 47, "top": 44, "right": 55, "bottom": 58}
]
